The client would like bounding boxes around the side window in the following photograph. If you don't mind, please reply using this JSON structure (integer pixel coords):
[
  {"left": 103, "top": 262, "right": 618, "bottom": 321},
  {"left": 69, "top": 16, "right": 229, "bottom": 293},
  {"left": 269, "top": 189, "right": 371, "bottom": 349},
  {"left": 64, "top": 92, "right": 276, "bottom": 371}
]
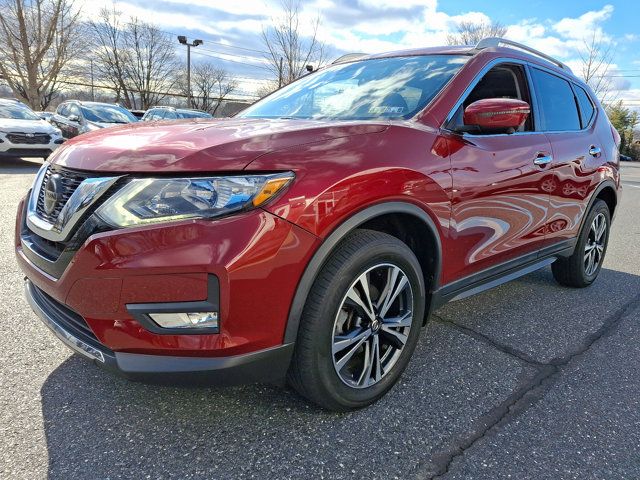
[
  {"left": 146, "top": 109, "right": 161, "bottom": 120},
  {"left": 164, "top": 110, "right": 177, "bottom": 120},
  {"left": 57, "top": 104, "right": 69, "bottom": 117},
  {"left": 68, "top": 104, "right": 81, "bottom": 120},
  {"left": 451, "top": 64, "right": 534, "bottom": 133},
  {"left": 530, "top": 68, "right": 580, "bottom": 131},
  {"left": 574, "top": 85, "right": 595, "bottom": 128}
]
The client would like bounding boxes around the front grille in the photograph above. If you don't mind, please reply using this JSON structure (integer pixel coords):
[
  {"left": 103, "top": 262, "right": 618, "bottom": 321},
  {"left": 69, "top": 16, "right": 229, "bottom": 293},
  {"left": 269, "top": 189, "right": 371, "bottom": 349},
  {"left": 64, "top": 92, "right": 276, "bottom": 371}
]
[
  {"left": 4, "top": 148, "right": 52, "bottom": 156},
  {"left": 22, "top": 167, "right": 122, "bottom": 279},
  {"left": 7, "top": 133, "right": 51, "bottom": 144},
  {"left": 30, "top": 284, "right": 99, "bottom": 343},
  {"left": 35, "top": 166, "right": 92, "bottom": 224}
]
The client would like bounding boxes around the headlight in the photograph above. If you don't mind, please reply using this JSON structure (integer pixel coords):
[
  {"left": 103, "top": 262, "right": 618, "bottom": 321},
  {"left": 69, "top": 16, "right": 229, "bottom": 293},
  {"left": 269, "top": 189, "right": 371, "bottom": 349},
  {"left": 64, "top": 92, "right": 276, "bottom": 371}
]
[
  {"left": 96, "top": 173, "right": 294, "bottom": 227},
  {"left": 51, "top": 128, "right": 62, "bottom": 136}
]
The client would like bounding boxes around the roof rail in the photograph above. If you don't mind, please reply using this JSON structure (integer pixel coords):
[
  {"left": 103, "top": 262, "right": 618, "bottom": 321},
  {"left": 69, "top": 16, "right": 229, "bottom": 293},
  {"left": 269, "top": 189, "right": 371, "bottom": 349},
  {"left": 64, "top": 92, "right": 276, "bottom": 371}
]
[
  {"left": 332, "top": 53, "right": 368, "bottom": 64},
  {"left": 475, "top": 37, "right": 571, "bottom": 72}
]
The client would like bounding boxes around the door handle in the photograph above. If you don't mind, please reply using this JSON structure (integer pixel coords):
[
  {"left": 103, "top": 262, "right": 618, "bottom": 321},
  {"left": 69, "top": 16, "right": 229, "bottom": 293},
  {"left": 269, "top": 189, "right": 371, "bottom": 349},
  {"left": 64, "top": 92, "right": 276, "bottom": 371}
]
[
  {"left": 533, "top": 153, "right": 553, "bottom": 166},
  {"left": 589, "top": 145, "right": 601, "bottom": 157}
]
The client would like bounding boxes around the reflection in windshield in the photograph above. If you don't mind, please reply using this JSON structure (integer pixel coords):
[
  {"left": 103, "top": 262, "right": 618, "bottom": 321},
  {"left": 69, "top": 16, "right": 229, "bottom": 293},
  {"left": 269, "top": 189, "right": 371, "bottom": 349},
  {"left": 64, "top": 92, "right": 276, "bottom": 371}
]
[
  {"left": 0, "top": 103, "right": 40, "bottom": 121},
  {"left": 239, "top": 55, "right": 467, "bottom": 121},
  {"left": 81, "top": 104, "right": 137, "bottom": 124}
]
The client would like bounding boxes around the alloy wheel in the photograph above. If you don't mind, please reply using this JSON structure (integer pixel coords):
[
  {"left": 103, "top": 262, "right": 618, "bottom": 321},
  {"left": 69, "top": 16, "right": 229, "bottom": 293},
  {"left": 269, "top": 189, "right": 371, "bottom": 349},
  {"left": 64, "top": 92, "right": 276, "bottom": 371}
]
[
  {"left": 584, "top": 212, "right": 607, "bottom": 277},
  {"left": 332, "top": 263, "right": 414, "bottom": 389}
]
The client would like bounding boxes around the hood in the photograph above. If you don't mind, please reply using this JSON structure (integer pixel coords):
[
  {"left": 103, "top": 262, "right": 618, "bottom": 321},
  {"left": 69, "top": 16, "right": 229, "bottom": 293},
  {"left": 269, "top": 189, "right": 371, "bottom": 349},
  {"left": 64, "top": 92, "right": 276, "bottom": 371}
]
[
  {"left": 0, "top": 118, "right": 58, "bottom": 134},
  {"left": 50, "top": 117, "right": 388, "bottom": 173}
]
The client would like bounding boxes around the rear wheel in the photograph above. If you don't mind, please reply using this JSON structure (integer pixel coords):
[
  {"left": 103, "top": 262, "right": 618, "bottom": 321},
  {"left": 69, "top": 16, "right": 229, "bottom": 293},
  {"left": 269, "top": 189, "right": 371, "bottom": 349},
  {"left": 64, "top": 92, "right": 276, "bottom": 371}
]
[
  {"left": 552, "top": 199, "right": 610, "bottom": 287},
  {"left": 287, "top": 230, "right": 425, "bottom": 411}
]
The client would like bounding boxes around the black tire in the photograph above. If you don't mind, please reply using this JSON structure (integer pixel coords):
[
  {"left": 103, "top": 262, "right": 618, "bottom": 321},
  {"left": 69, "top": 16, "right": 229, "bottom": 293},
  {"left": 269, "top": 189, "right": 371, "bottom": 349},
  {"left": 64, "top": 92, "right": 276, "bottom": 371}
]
[
  {"left": 287, "top": 229, "right": 425, "bottom": 411},
  {"left": 552, "top": 199, "right": 610, "bottom": 287}
]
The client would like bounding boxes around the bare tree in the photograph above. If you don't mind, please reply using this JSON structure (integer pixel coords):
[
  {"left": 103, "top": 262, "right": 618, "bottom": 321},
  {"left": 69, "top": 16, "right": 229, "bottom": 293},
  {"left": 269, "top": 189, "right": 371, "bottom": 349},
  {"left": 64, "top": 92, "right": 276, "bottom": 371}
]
[
  {"left": 255, "top": 80, "right": 279, "bottom": 99},
  {"left": 0, "top": 0, "right": 83, "bottom": 109},
  {"left": 88, "top": 7, "right": 179, "bottom": 109},
  {"left": 261, "top": 0, "right": 326, "bottom": 86},
  {"left": 178, "top": 61, "right": 238, "bottom": 115},
  {"left": 578, "top": 32, "right": 616, "bottom": 104},
  {"left": 446, "top": 20, "right": 507, "bottom": 46}
]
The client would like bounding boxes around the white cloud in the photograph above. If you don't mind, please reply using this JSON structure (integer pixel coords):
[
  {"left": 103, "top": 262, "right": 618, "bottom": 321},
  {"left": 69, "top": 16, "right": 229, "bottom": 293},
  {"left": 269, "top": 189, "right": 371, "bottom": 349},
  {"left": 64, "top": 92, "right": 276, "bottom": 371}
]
[
  {"left": 358, "top": 0, "right": 437, "bottom": 10},
  {"left": 553, "top": 5, "right": 614, "bottom": 40},
  {"left": 75, "top": 0, "right": 638, "bottom": 100}
]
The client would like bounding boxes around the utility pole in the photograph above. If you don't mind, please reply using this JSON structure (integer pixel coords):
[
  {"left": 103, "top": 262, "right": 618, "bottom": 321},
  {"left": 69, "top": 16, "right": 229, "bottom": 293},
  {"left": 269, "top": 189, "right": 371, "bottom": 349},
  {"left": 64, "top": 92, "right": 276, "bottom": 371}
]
[
  {"left": 278, "top": 57, "right": 284, "bottom": 88},
  {"left": 90, "top": 60, "right": 95, "bottom": 101},
  {"left": 177, "top": 35, "right": 203, "bottom": 108}
]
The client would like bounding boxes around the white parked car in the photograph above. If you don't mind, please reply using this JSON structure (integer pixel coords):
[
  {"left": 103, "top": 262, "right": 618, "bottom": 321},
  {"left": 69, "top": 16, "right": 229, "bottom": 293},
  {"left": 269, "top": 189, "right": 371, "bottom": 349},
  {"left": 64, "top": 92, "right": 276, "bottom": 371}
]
[{"left": 0, "top": 99, "right": 64, "bottom": 160}]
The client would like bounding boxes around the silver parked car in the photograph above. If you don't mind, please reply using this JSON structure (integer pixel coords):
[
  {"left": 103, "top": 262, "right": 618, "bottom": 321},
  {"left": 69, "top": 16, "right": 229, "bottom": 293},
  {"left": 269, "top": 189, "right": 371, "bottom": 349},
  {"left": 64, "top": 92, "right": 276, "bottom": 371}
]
[{"left": 0, "top": 99, "right": 64, "bottom": 160}]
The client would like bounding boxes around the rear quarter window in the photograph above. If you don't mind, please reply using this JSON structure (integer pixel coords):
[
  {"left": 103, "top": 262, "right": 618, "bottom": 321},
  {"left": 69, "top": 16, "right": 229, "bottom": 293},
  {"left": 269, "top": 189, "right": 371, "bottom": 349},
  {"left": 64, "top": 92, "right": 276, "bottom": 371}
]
[
  {"left": 574, "top": 85, "right": 595, "bottom": 127},
  {"left": 531, "top": 68, "right": 581, "bottom": 131}
]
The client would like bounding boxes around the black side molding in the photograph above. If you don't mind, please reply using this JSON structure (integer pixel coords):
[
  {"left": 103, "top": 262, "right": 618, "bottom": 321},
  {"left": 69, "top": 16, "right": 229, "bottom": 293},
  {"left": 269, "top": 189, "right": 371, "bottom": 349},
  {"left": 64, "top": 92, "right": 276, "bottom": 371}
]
[{"left": 431, "top": 238, "right": 576, "bottom": 310}]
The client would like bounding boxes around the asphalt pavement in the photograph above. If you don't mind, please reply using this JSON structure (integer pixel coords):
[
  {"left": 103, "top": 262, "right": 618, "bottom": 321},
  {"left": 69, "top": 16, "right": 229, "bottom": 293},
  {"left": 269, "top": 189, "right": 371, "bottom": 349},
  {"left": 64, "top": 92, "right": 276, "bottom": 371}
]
[{"left": 1, "top": 158, "right": 639, "bottom": 479}]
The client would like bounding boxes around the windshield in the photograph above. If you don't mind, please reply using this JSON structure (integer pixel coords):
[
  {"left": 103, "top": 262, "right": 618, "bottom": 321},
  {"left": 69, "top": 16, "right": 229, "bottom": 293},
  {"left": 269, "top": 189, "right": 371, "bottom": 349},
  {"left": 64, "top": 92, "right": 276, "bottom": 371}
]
[
  {"left": 240, "top": 55, "right": 467, "bottom": 121},
  {"left": 177, "top": 110, "right": 212, "bottom": 119},
  {"left": 81, "top": 104, "right": 138, "bottom": 123},
  {"left": 0, "top": 102, "right": 40, "bottom": 121}
]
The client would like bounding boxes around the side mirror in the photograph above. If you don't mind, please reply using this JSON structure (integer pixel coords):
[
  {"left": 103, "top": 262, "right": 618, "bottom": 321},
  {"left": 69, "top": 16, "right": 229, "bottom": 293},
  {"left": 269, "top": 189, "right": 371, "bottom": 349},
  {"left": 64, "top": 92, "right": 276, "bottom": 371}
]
[
  {"left": 462, "top": 98, "right": 530, "bottom": 133},
  {"left": 68, "top": 114, "right": 80, "bottom": 123}
]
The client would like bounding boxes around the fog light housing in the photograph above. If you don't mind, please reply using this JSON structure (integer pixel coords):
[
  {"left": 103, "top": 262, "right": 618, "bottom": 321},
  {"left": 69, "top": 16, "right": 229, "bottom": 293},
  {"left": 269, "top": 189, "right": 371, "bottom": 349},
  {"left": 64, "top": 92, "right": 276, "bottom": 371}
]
[{"left": 149, "top": 311, "right": 218, "bottom": 330}]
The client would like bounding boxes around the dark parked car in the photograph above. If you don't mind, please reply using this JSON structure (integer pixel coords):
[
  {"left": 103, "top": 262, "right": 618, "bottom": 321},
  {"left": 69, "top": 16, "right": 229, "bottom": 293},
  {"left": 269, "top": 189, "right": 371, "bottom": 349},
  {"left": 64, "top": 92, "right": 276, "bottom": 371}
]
[
  {"left": 142, "top": 106, "right": 213, "bottom": 121},
  {"left": 17, "top": 38, "right": 620, "bottom": 411},
  {"left": 49, "top": 101, "right": 138, "bottom": 139}
]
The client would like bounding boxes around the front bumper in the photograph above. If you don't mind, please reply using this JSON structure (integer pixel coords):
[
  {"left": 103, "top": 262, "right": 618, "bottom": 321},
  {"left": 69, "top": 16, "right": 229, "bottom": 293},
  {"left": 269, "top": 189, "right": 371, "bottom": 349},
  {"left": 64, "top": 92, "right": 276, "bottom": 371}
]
[
  {"left": 16, "top": 187, "right": 319, "bottom": 358},
  {"left": 0, "top": 139, "right": 62, "bottom": 158},
  {"left": 26, "top": 279, "right": 294, "bottom": 384}
]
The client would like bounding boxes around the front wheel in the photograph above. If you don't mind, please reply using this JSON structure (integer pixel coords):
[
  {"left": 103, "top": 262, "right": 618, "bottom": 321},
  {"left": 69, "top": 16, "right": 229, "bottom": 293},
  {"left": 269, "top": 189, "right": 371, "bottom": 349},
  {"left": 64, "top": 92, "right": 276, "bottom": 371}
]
[
  {"left": 552, "top": 199, "right": 611, "bottom": 287},
  {"left": 287, "top": 229, "right": 425, "bottom": 411}
]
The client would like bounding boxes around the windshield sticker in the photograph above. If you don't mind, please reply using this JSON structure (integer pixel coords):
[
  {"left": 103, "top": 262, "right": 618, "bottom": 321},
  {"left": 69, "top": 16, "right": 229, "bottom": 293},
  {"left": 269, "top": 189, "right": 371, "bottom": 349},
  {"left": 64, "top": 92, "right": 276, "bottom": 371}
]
[{"left": 369, "top": 106, "right": 405, "bottom": 114}]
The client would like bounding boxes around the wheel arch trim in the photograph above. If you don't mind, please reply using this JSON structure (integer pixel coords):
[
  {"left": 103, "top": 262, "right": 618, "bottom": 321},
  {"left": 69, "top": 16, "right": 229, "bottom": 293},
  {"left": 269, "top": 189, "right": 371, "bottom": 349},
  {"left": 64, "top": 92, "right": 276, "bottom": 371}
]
[
  {"left": 580, "top": 179, "right": 618, "bottom": 232},
  {"left": 283, "top": 201, "right": 442, "bottom": 344}
]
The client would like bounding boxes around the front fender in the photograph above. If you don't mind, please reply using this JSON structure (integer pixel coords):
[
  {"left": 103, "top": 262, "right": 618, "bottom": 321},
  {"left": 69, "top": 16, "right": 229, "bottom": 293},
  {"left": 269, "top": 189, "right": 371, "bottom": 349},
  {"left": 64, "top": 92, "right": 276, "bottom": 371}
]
[{"left": 279, "top": 201, "right": 442, "bottom": 344}]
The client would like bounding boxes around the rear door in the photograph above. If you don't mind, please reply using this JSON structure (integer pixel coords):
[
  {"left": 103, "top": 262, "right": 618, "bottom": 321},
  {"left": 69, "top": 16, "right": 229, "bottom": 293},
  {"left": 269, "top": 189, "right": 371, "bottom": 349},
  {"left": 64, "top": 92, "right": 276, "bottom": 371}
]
[
  {"left": 444, "top": 63, "right": 553, "bottom": 283},
  {"left": 529, "top": 68, "right": 600, "bottom": 247}
]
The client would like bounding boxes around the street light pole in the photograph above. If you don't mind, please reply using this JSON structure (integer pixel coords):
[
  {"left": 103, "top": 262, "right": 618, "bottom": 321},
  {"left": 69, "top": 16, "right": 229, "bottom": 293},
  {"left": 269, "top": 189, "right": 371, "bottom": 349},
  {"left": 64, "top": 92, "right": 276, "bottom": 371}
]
[{"left": 177, "top": 36, "right": 203, "bottom": 108}]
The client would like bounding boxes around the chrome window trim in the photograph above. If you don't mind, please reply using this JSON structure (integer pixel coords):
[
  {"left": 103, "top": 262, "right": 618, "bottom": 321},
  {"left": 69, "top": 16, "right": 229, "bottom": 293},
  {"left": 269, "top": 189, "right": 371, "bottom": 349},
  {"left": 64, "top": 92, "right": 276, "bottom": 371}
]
[
  {"left": 26, "top": 163, "right": 120, "bottom": 242},
  {"left": 441, "top": 57, "right": 597, "bottom": 138}
]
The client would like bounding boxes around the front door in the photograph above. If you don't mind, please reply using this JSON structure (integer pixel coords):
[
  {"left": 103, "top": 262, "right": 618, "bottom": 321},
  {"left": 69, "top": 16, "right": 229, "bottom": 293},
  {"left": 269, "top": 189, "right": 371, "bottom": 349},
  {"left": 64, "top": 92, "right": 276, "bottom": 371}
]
[{"left": 443, "top": 63, "right": 552, "bottom": 283}]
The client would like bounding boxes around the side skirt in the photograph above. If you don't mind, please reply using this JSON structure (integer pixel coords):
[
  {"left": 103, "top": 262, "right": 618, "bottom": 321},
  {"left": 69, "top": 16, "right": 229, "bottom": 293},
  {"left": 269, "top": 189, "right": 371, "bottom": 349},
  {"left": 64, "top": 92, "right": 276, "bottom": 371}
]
[{"left": 430, "top": 239, "right": 576, "bottom": 311}]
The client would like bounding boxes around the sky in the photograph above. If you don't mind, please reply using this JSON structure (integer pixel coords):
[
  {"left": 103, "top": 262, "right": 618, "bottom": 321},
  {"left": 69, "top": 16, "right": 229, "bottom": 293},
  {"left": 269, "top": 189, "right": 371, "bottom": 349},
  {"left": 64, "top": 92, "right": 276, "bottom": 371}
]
[{"left": 78, "top": 0, "right": 640, "bottom": 105}]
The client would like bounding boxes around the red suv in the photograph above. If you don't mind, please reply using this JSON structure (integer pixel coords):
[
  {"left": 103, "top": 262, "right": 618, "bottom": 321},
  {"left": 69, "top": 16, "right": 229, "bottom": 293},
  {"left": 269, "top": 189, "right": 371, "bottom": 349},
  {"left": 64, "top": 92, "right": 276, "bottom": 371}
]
[{"left": 16, "top": 38, "right": 620, "bottom": 411}]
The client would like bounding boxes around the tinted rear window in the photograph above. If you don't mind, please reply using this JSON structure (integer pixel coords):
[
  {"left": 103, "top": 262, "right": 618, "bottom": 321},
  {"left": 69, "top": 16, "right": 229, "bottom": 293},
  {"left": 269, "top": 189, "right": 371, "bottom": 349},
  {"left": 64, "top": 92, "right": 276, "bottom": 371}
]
[{"left": 531, "top": 68, "right": 580, "bottom": 131}]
